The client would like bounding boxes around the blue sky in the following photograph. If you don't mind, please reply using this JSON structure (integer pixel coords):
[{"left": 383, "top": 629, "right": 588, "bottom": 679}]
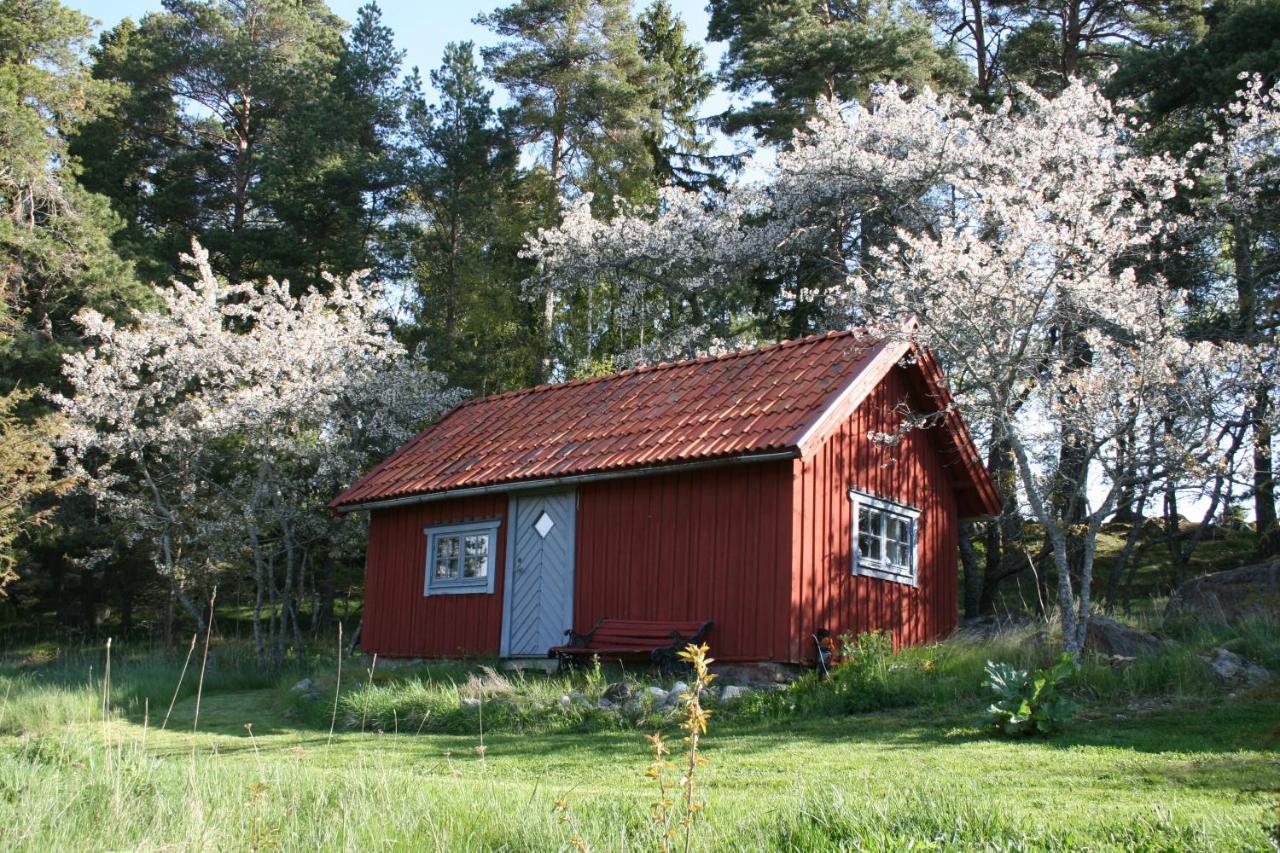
[{"left": 77, "top": 0, "right": 731, "bottom": 116}]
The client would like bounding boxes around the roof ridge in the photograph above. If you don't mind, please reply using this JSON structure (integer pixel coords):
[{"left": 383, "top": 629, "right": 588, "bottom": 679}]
[{"left": 455, "top": 327, "right": 873, "bottom": 410}]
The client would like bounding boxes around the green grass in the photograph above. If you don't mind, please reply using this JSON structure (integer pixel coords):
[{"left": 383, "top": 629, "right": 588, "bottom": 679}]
[{"left": 0, "top": 628, "right": 1276, "bottom": 850}]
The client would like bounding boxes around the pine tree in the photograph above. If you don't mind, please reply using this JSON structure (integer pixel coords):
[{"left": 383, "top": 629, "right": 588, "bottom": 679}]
[
  {"left": 73, "top": 0, "right": 404, "bottom": 288},
  {"left": 637, "top": 0, "right": 723, "bottom": 191},
  {"left": 0, "top": 0, "right": 145, "bottom": 394},
  {"left": 403, "top": 42, "right": 541, "bottom": 395},
  {"left": 708, "top": 0, "right": 969, "bottom": 145},
  {"left": 478, "top": 0, "right": 657, "bottom": 380}
]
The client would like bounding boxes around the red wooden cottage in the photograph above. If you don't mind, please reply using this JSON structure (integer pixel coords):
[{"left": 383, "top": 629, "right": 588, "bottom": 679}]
[{"left": 332, "top": 327, "right": 999, "bottom": 664}]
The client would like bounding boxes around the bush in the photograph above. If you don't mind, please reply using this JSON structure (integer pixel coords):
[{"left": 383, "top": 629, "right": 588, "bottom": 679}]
[{"left": 983, "top": 653, "right": 1079, "bottom": 737}]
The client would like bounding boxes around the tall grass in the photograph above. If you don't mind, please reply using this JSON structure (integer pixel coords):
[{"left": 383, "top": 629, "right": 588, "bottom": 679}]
[{"left": 0, "top": 638, "right": 285, "bottom": 736}]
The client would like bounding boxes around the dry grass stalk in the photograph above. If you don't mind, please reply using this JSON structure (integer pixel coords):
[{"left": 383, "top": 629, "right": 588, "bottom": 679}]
[
  {"left": 192, "top": 587, "right": 216, "bottom": 733},
  {"left": 327, "top": 622, "right": 343, "bottom": 750},
  {"left": 161, "top": 633, "right": 197, "bottom": 730}
]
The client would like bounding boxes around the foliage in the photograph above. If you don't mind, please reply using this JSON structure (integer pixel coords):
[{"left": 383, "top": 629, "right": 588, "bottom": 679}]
[
  {"left": 55, "top": 242, "right": 459, "bottom": 666},
  {"left": 402, "top": 41, "right": 541, "bottom": 396},
  {"left": 983, "top": 653, "right": 1080, "bottom": 737},
  {"left": 707, "top": 0, "right": 969, "bottom": 144},
  {"left": 643, "top": 643, "right": 715, "bottom": 852},
  {"left": 73, "top": 0, "right": 405, "bottom": 288},
  {"left": 0, "top": 387, "right": 66, "bottom": 594}
]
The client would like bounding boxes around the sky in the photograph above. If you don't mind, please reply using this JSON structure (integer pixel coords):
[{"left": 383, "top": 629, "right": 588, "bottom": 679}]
[{"left": 77, "top": 0, "right": 732, "bottom": 117}]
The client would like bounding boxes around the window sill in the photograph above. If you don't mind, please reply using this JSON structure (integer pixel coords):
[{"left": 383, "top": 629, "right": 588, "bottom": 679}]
[
  {"left": 425, "top": 583, "right": 493, "bottom": 597},
  {"left": 852, "top": 564, "right": 918, "bottom": 587}
]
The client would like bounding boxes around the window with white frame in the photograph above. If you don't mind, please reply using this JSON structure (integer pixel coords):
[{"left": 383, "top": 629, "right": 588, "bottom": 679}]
[
  {"left": 849, "top": 490, "right": 920, "bottom": 586},
  {"left": 424, "top": 519, "right": 500, "bottom": 596}
]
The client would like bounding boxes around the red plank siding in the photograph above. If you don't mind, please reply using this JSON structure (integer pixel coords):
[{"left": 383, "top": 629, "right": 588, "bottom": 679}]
[
  {"left": 362, "top": 494, "right": 508, "bottom": 658},
  {"left": 789, "top": 365, "right": 959, "bottom": 662},
  {"left": 573, "top": 460, "right": 794, "bottom": 662}
]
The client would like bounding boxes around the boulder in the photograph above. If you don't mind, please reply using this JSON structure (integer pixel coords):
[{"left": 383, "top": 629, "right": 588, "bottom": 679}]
[
  {"left": 1083, "top": 616, "right": 1168, "bottom": 659},
  {"left": 645, "top": 686, "right": 669, "bottom": 703},
  {"left": 602, "top": 681, "right": 633, "bottom": 703},
  {"left": 621, "top": 698, "right": 644, "bottom": 715},
  {"left": 1166, "top": 561, "right": 1280, "bottom": 625},
  {"left": 664, "top": 681, "right": 690, "bottom": 705},
  {"left": 558, "top": 694, "right": 573, "bottom": 709},
  {"left": 291, "top": 677, "right": 314, "bottom": 693},
  {"left": 1201, "top": 648, "right": 1271, "bottom": 688},
  {"left": 461, "top": 697, "right": 482, "bottom": 710},
  {"left": 596, "top": 698, "right": 613, "bottom": 710},
  {"left": 720, "top": 684, "right": 750, "bottom": 703}
]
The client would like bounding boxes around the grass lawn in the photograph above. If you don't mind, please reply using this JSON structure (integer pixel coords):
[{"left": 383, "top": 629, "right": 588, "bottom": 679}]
[{"left": 0, "top": 649, "right": 1276, "bottom": 851}]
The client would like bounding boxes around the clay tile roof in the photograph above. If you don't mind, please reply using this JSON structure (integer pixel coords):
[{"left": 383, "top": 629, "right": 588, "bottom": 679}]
[{"left": 331, "top": 329, "right": 885, "bottom": 510}]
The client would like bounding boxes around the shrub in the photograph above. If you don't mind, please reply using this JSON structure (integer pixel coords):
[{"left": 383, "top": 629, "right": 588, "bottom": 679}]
[{"left": 983, "top": 653, "right": 1079, "bottom": 737}]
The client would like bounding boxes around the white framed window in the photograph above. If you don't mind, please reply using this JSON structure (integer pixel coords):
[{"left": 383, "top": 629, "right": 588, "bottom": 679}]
[
  {"left": 849, "top": 490, "right": 920, "bottom": 586},
  {"left": 424, "top": 519, "right": 500, "bottom": 596}
]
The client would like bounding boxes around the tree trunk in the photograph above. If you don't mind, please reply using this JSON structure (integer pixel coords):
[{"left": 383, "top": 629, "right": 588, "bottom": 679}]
[{"left": 1253, "top": 386, "right": 1279, "bottom": 557}]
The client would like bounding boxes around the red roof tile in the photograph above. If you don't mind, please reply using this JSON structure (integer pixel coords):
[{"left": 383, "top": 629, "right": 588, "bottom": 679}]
[{"left": 332, "top": 330, "right": 885, "bottom": 509}]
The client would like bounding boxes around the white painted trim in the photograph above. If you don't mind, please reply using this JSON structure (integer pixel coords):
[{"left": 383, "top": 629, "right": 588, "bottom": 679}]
[
  {"left": 499, "top": 494, "right": 517, "bottom": 657},
  {"left": 849, "top": 489, "right": 920, "bottom": 588},
  {"left": 423, "top": 519, "right": 501, "bottom": 596},
  {"left": 336, "top": 450, "right": 799, "bottom": 513},
  {"left": 794, "top": 337, "right": 912, "bottom": 457}
]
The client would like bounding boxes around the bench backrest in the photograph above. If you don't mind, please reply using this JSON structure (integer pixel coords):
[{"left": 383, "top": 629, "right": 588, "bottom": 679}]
[{"left": 588, "top": 618, "right": 711, "bottom": 649}]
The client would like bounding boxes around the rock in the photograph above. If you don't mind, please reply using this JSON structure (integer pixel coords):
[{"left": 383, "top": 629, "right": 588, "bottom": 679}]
[
  {"left": 1166, "top": 561, "right": 1280, "bottom": 625},
  {"left": 291, "top": 677, "right": 314, "bottom": 693},
  {"left": 760, "top": 661, "right": 802, "bottom": 684},
  {"left": 1201, "top": 647, "right": 1271, "bottom": 688},
  {"left": 720, "top": 684, "right": 750, "bottom": 703},
  {"left": 602, "top": 681, "right": 633, "bottom": 703},
  {"left": 1083, "top": 616, "right": 1168, "bottom": 659},
  {"left": 710, "top": 662, "right": 804, "bottom": 687},
  {"left": 569, "top": 691, "right": 589, "bottom": 706},
  {"left": 1108, "top": 655, "right": 1137, "bottom": 669},
  {"left": 300, "top": 690, "right": 322, "bottom": 702},
  {"left": 621, "top": 698, "right": 644, "bottom": 715},
  {"left": 665, "top": 681, "right": 690, "bottom": 705},
  {"left": 558, "top": 694, "right": 573, "bottom": 709},
  {"left": 461, "top": 697, "right": 482, "bottom": 710},
  {"left": 646, "top": 686, "right": 669, "bottom": 703},
  {"left": 596, "top": 698, "right": 613, "bottom": 710},
  {"left": 957, "top": 613, "right": 1035, "bottom": 640}
]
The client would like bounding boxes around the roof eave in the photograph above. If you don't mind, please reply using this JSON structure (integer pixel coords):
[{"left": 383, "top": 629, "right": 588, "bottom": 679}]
[{"left": 331, "top": 449, "right": 802, "bottom": 513}]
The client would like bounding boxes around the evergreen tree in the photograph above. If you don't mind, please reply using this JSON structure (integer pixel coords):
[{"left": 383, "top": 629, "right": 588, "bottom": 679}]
[
  {"left": 637, "top": 0, "right": 724, "bottom": 191},
  {"left": 708, "top": 0, "right": 969, "bottom": 144},
  {"left": 403, "top": 42, "right": 541, "bottom": 396},
  {"left": 74, "top": 0, "right": 405, "bottom": 289},
  {"left": 478, "top": 0, "right": 657, "bottom": 380},
  {"left": 477, "top": 0, "right": 654, "bottom": 204},
  {"left": 0, "top": 0, "right": 144, "bottom": 393}
]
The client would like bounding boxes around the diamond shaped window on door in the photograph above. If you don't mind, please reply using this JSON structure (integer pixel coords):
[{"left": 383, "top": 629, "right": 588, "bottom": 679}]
[{"left": 533, "top": 511, "right": 555, "bottom": 539}]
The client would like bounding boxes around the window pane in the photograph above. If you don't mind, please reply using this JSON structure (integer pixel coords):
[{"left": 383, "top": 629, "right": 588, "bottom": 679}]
[
  {"left": 465, "top": 534, "right": 488, "bottom": 558},
  {"left": 859, "top": 507, "right": 882, "bottom": 561},
  {"left": 464, "top": 554, "right": 486, "bottom": 578},
  {"left": 435, "top": 535, "right": 460, "bottom": 578}
]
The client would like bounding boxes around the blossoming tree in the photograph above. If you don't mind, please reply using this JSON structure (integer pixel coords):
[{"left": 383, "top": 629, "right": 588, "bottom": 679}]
[
  {"left": 528, "top": 79, "right": 1251, "bottom": 655},
  {"left": 58, "top": 242, "right": 459, "bottom": 665}
]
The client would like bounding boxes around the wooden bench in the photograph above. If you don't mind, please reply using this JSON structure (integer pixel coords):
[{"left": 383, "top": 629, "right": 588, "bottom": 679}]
[{"left": 548, "top": 618, "right": 714, "bottom": 675}]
